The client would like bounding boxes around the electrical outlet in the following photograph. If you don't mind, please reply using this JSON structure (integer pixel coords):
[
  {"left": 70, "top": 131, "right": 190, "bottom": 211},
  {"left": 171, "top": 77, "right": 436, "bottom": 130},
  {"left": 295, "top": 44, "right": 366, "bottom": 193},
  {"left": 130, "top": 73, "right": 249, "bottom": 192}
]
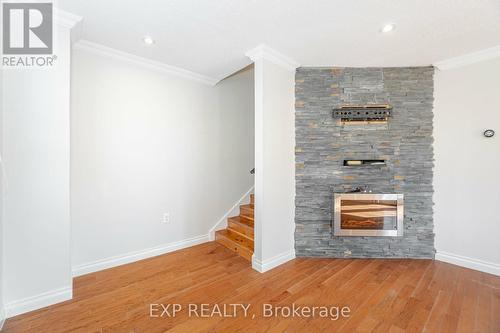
[{"left": 162, "top": 213, "right": 170, "bottom": 224}]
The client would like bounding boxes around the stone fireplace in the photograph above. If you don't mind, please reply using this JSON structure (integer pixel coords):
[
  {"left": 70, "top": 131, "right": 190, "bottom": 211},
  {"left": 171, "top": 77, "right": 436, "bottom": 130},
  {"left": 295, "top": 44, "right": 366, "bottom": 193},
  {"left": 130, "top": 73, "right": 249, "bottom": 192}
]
[{"left": 294, "top": 67, "right": 435, "bottom": 258}]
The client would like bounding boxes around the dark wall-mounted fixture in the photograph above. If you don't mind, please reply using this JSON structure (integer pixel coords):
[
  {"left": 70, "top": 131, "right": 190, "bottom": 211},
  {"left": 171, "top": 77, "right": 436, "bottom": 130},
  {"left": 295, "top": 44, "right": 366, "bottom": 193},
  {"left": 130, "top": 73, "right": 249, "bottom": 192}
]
[
  {"left": 333, "top": 104, "right": 392, "bottom": 123},
  {"left": 483, "top": 129, "right": 495, "bottom": 138},
  {"left": 348, "top": 186, "right": 372, "bottom": 193}
]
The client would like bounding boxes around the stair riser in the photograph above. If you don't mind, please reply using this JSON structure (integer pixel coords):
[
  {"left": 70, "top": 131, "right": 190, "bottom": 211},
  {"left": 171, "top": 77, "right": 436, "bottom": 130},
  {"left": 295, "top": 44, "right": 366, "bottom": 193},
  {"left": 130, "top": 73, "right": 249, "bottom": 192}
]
[
  {"left": 216, "top": 235, "right": 253, "bottom": 261},
  {"left": 229, "top": 215, "right": 254, "bottom": 227},
  {"left": 239, "top": 215, "right": 254, "bottom": 223},
  {"left": 240, "top": 207, "right": 254, "bottom": 219},
  {"left": 228, "top": 221, "right": 254, "bottom": 239}
]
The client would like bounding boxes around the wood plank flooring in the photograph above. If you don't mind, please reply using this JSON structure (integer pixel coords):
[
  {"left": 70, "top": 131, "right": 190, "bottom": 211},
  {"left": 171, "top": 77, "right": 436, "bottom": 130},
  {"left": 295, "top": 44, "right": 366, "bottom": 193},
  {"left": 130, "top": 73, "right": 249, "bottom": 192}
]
[{"left": 4, "top": 242, "right": 499, "bottom": 332}]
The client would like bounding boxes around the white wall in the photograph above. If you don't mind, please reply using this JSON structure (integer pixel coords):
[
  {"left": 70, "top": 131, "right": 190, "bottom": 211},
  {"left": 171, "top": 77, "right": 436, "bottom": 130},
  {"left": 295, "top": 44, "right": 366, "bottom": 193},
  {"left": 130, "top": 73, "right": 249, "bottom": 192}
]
[
  {"left": 2, "top": 24, "right": 73, "bottom": 316},
  {"left": 0, "top": 56, "right": 5, "bottom": 328},
  {"left": 434, "top": 57, "right": 500, "bottom": 276},
  {"left": 216, "top": 66, "right": 255, "bottom": 214},
  {"left": 251, "top": 49, "right": 296, "bottom": 272},
  {"left": 70, "top": 47, "right": 254, "bottom": 274}
]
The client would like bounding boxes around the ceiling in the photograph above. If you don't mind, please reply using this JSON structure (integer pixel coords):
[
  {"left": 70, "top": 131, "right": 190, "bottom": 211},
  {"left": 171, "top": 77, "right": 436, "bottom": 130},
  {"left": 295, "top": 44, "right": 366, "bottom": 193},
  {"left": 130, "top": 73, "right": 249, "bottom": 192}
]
[{"left": 59, "top": 0, "right": 500, "bottom": 82}]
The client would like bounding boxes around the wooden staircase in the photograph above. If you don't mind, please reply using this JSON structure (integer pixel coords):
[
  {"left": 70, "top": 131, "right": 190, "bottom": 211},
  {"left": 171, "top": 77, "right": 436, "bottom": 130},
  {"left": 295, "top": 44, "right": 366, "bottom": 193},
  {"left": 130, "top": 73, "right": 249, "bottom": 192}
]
[{"left": 215, "top": 194, "right": 254, "bottom": 261}]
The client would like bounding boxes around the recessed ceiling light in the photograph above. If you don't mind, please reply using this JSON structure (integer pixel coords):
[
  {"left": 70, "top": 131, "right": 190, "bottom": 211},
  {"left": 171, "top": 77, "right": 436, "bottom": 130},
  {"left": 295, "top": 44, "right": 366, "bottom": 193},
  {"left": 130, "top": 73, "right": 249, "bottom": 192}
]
[
  {"left": 381, "top": 23, "right": 396, "bottom": 33},
  {"left": 142, "top": 36, "right": 155, "bottom": 45}
]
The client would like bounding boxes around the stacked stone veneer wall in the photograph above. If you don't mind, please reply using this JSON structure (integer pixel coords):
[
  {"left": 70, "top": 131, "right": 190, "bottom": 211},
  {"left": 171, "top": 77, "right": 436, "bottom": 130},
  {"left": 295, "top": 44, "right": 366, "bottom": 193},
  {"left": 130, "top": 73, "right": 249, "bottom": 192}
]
[{"left": 295, "top": 67, "right": 435, "bottom": 258}]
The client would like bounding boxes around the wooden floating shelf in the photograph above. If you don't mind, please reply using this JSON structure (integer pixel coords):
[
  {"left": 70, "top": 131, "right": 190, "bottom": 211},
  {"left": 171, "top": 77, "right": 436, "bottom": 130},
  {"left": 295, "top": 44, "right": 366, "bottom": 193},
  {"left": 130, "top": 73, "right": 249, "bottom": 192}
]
[
  {"left": 343, "top": 160, "right": 386, "bottom": 166},
  {"left": 341, "top": 119, "right": 388, "bottom": 125}
]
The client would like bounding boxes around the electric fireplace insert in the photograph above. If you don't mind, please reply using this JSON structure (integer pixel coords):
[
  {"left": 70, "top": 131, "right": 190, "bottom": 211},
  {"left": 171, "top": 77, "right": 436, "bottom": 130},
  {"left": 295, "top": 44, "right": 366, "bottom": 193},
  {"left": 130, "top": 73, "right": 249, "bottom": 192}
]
[{"left": 333, "top": 193, "right": 404, "bottom": 237}]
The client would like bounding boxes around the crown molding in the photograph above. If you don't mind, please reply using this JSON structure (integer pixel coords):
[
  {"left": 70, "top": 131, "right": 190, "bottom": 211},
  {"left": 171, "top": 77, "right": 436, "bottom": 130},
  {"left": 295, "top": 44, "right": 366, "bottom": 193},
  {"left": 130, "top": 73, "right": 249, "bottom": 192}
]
[
  {"left": 54, "top": 8, "right": 83, "bottom": 29},
  {"left": 54, "top": 8, "right": 83, "bottom": 43},
  {"left": 434, "top": 45, "right": 500, "bottom": 70},
  {"left": 245, "top": 44, "right": 300, "bottom": 72},
  {"left": 73, "top": 40, "right": 219, "bottom": 85}
]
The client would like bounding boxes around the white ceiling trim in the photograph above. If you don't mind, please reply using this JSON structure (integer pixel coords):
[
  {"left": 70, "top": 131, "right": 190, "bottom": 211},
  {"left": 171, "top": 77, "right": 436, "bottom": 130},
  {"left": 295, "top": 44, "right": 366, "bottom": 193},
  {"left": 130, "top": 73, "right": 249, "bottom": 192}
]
[
  {"left": 54, "top": 8, "right": 83, "bottom": 29},
  {"left": 73, "top": 40, "right": 219, "bottom": 86},
  {"left": 434, "top": 45, "right": 500, "bottom": 70},
  {"left": 54, "top": 8, "right": 83, "bottom": 43},
  {"left": 246, "top": 44, "right": 300, "bottom": 72}
]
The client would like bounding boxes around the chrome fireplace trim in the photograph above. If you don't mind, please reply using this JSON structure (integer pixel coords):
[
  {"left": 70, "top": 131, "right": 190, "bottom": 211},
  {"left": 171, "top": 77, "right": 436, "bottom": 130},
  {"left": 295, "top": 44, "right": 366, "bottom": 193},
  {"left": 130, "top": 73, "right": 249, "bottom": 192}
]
[{"left": 333, "top": 193, "right": 404, "bottom": 237}]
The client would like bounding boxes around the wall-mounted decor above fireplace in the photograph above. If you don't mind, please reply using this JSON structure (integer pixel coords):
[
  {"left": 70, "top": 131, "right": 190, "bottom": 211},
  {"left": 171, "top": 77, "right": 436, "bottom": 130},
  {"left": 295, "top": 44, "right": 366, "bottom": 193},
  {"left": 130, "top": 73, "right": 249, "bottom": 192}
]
[
  {"left": 333, "top": 193, "right": 404, "bottom": 237},
  {"left": 332, "top": 104, "right": 392, "bottom": 123},
  {"left": 343, "top": 160, "right": 386, "bottom": 167}
]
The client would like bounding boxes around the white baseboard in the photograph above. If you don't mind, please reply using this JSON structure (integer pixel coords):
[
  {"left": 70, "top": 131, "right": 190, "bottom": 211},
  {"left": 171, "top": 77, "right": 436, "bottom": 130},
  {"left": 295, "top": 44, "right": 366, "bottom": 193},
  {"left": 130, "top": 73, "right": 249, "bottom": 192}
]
[
  {"left": 73, "top": 187, "right": 255, "bottom": 276},
  {"left": 435, "top": 251, "right": 500, "bottom": 276},
  {"left": 252, "top": 250, "right": 296, "bottom": 273},
  {"left": 72, "top": 234, "right": 210, "bottom": 277},
  {"left": 4, "top": 286, "right": 73, "bottom": 319},
  {"left": 73, "top": 187, "right": 256, "bottom": 277},
  {"left": 209, "top": 186, "right": 254, "bottom": 241}
]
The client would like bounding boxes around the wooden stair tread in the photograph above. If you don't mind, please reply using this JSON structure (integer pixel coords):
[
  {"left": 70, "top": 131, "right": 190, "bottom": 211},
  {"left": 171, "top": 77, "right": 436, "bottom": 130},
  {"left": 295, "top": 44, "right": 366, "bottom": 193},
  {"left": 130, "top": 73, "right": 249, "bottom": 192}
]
[
  {"left": 216, "top": 229, "right": 253, "bottom": 249},
  {"left": 215, "top": 229, "right": 254, "bottom": 261},
  {"left": 228, "top": 215, "right": 254, "bottom": 228},
  {"left": 241, "top": 204, "right": 254, "bottom": 210},
  {"left": 228, "top": 216, "right": 254, "bottom": 240}
]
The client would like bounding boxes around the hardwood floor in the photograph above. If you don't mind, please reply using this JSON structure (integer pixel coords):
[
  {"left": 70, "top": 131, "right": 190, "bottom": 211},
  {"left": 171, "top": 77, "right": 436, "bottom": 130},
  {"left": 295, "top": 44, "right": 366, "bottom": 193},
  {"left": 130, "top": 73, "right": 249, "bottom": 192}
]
[{"left": 4, "top": 242, "right": 499, "bottom": 332}]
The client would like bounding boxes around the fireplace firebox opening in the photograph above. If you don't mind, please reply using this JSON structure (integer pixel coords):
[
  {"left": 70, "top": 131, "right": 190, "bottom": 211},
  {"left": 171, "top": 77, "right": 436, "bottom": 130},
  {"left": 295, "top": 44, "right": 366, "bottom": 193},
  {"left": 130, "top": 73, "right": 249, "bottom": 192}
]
[{"left": 333, "top": 193, "right": 404, "bottom": 237}]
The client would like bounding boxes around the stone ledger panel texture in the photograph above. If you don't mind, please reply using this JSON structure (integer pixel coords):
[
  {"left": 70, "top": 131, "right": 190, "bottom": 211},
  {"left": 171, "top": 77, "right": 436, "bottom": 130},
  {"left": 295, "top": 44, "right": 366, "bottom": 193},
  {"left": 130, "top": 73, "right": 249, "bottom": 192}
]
[{"left": 295, "top": 67, "right": 435, "bottom": 258}]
